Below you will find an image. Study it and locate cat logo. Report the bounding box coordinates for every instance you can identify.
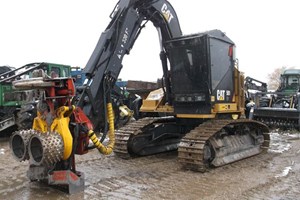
[161,3,174,23]
[217,90,225,101]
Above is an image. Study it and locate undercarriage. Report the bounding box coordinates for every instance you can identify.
[114,117,190,158]
[114,117,270,171]
[178,119,269,171]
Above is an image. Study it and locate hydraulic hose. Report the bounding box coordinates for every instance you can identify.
[88,102,115,155]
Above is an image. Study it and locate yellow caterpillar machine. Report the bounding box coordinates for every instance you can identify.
[114,31,270,171]
[10,0,269,193]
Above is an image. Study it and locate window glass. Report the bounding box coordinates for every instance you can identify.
[50,67,60,78]
[210,39,231,90]
[287,75,299,86]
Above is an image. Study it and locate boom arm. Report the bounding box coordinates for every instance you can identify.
[76,0,182,130]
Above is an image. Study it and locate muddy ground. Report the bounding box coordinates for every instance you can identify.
[0,130,300,200]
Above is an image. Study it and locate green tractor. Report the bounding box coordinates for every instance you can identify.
[251,68,300,129]
[277,69,300,95]
[0,62,71,133]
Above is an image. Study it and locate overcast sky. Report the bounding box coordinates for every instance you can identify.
[0,0,299,82]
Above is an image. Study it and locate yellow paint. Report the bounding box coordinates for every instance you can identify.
[211,96,215,102]
[88,103,115,155]
[140,99,160,111]
[176,114,216,119]
[213,103,238,112]
[119,105,133,118]
[156,105,174,112]
[32,112,48,133]
[232,114,239,120]
[140,88,164,112]
[50,106,74,160]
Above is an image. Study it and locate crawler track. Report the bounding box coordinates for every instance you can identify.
[178,119,270,172]
[114,118,158,158]
[114,118,270,172]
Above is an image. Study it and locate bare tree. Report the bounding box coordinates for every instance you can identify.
[267,66,287,90]
[267,66,298,90]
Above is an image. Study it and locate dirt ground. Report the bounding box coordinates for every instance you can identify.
[1,130,300,200]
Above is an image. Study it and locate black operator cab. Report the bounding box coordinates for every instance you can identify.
[165,29,236,116]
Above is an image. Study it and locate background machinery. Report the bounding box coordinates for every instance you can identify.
[0,63,71,133]
[0,65,22,132]
[243,76,268,118]
[252,68,300,129]
[244,76,268,100]
[10,0,269,193]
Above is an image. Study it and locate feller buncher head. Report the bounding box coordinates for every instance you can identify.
[9,69,115,194]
